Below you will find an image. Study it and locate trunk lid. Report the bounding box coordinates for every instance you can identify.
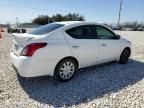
[12,33,37,56]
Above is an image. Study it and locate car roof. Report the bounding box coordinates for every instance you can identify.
[55,21,99,26]
[55,21,83,25]
[54,21,116,35]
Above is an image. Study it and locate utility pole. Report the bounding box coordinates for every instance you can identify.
[16,17,18,28]
[118,0,123,27]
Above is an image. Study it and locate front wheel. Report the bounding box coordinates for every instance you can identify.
[119,48,130,64]
[54,59,78,82]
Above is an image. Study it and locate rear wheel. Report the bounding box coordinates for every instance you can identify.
[119,48,130,64]
[54,58,78,82]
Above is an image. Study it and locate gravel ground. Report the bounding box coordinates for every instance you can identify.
[0,31,144,108]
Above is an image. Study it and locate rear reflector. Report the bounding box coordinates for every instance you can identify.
[21,43,47,56]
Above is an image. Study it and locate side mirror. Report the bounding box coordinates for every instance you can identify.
[115,35,121,39]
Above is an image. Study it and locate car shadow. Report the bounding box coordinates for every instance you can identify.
[17,59,144,107]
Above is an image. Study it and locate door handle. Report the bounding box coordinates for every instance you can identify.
[101,43,107,47]
[72,46,79,49]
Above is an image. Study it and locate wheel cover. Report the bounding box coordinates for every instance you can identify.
[59,62,75,80]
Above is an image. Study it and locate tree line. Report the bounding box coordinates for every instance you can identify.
[104,21,144,30]
[32,13,85,25]
[120,21,144,28]
[32,13,143,29]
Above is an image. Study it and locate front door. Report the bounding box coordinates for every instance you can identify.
[95,25,121,63]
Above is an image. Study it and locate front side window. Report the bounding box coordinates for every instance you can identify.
[66,25,97,39]
[30,23,64,35]
[96,26,115,39]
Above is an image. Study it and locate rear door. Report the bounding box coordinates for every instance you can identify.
[95,25,121,63]
[64,25,100,68]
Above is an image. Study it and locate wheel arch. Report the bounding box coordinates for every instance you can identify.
[54,56,79,71]
[118,47,131,61]
[123,47,131,57]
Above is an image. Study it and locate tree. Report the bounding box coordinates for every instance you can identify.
[32,13,85,25]
[32,15,50,25]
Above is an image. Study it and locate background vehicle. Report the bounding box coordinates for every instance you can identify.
[7,25,26,33]
[10,21,132,81]
[112,26,122,30]
[137,27,143,31]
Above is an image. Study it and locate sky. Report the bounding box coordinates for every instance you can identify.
[0,0,144,24]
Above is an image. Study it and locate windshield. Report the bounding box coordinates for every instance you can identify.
[29,23,64,35]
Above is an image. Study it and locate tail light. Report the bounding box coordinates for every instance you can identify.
[21,43,47,57]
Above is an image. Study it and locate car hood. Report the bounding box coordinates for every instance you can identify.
[121,37,132,44]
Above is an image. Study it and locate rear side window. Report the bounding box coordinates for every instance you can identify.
[66,25,97,39]
[30,23,64,35]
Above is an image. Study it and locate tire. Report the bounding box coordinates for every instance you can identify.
[119,48,130,64]
[54,58,78,82]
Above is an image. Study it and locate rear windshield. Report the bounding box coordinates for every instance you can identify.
[29,23,64,35]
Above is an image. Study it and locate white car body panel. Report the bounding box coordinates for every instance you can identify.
[98,39,121,63]
[10,21,132,77]
[64,35,100,68]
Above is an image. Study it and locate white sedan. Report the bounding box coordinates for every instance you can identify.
[10,21,132,81]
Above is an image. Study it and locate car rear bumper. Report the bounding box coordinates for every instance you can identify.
[10,52,56,77]
[10,52,33,77]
